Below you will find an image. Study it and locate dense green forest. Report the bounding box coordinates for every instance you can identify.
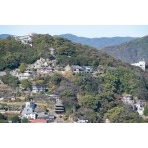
[0,34,148,122]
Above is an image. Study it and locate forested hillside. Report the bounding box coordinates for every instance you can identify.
[103,35,148,63]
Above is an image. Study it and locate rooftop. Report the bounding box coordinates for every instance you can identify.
[30,119,47,123]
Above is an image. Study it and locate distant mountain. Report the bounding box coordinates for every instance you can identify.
[0,34,12,39]
[58,34,136,49]
[103,35,148,63]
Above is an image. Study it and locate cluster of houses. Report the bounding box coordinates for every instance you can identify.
[62,64,104,75]
[6,57,105,96]
[121,94,145,115]
[10,58,55,81]
[21,100,55,123]
[10,69,32,81]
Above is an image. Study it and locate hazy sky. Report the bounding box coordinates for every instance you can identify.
[0,25,148,38]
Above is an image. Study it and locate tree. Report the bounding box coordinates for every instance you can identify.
[11,115,20,123]
[1,74,19,87]
[51,74,63,85]
[22,117,29,123]
[21,79,32,90]
[104,106,143,123]
[60,89,76,97]
[144,104,148,116]
[78,95,100,110]
[19,63,27,73]
[0,113,7,120]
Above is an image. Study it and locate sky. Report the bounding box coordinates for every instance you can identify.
[0,25,148,38]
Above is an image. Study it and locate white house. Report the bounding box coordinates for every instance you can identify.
[131,60,145,71]
[122,94,135,105]
[18,70,32,80]
[21,102,37,119]
[71,65,84,73]
[135,104,144,115]
[75,119,89,123]
[32,85,46,93]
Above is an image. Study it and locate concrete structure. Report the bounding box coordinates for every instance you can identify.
[14,35,32,46]
[131,60,145,71]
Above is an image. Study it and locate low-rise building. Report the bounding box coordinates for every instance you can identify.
[32,85,46,93]
[75,119,89,123]
[70,65,93,74]
[21,102,37,119]
[131,60,145,71]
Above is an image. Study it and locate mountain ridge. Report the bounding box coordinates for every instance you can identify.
[0,34,12,39]
[58,34,137,49]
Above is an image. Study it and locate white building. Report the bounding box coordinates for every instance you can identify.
[19,70,32,80]
[21,102,37,119]
[122,94,135,105]
[131,60,145,71]
[32,85,46,93]
[135,104,144,115]
[76,119,89,123]
[49,48,55,56]
[14,35,32,46]
[105,119,110,123]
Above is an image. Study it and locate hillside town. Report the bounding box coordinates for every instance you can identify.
[0,34,148,123]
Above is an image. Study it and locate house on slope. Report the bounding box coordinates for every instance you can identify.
[32,85,46,93]
[131,60,145,71]
[21,102,37,119]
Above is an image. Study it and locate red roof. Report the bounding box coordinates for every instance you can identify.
[30,119,47,123]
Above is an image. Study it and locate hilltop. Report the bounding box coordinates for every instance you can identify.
[103,35,148,63]
[58,34,136,49]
